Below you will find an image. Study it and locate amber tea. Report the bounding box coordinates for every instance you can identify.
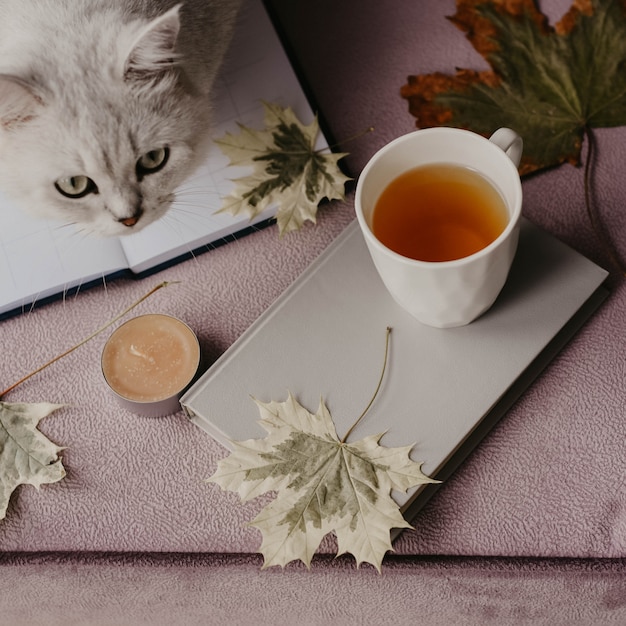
[372,163,509,262]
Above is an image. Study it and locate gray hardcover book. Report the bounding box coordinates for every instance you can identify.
[182,219,609,524]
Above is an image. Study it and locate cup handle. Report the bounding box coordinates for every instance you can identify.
[489,128,523,168]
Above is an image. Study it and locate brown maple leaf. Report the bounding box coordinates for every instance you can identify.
[401,0,625,176]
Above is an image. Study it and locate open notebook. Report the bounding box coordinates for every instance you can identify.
[0,0,324,318]
[182,219,609,527]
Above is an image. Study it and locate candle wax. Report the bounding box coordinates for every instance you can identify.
[102,314,200,402]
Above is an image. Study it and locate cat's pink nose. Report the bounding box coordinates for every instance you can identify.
[117,204,143,228]
[119,207,143,227]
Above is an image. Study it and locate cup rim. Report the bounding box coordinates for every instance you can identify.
[354,127,523,268]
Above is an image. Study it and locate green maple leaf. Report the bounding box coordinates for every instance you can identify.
[401,0,626,175]
[215,101,351,235]
[0,401,66,520]
[208,392,438,572]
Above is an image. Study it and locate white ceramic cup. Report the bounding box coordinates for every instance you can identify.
[355,127,523,328]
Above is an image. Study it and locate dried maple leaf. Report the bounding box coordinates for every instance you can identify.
[0,285,171,523]
[0,402,66,520]
[215,102,351,235]
[401,0,626,176]
[208,392,438,572]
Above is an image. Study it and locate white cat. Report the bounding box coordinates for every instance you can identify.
[0,0,240,237]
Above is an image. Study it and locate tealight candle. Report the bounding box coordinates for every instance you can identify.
[102,314,201,417]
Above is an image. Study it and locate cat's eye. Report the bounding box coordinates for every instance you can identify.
[136,147,169,179]
[54,175,98,199]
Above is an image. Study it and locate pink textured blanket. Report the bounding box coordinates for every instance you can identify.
[2,0,625,566]
[2,552,626,626]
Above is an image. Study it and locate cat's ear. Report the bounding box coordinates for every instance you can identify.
[0,75,41,129]
[123,4,181,81]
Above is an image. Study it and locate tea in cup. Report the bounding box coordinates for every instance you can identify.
[355,127,523,328]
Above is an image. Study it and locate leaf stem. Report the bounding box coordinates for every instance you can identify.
[583,126,626,276]
[317,126,375,155]
[341,327,392,444]
[0,281,175,399]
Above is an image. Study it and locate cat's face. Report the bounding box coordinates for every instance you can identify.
[1,87,204,238]
[0,5,211,237]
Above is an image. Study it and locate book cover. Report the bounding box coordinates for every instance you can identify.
[181,219,609,522]
[0,0,324,317]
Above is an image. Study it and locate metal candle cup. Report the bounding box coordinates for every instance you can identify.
[101,314,201,417]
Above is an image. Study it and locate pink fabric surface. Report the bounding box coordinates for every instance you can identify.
[2,553,626,626]
[2,0,626,567]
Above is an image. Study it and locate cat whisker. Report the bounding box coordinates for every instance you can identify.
[50,221,78,233]
[174,180,223,192]
[171,193,222,205]
[139,214,202,266]
[168,204,221,218]
[72,280,85,301]
[169,199,213,209]
[174,182,221,193]
[22,220,115,312]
